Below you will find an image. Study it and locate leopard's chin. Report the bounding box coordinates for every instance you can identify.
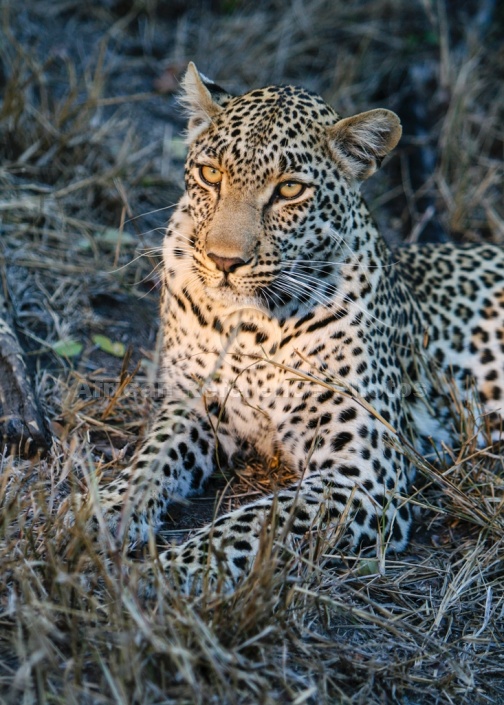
[203,283,266,310]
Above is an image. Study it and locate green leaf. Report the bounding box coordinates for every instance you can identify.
[77,230,136,251]
[356,559,380,576]
[96,229,136,247]
[92,334,125,358]
[52,339,83,358]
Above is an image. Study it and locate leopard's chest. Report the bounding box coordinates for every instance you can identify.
[163,289,402,457]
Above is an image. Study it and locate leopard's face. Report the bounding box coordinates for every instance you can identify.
[168,67,401,313]
[183,86,359,309]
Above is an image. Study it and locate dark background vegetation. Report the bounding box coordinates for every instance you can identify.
[0,1,503,703]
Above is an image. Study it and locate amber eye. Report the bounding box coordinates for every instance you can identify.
[277,181,305,199]
[199,165,222,185]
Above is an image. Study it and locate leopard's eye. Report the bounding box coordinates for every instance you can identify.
[199,165,222,185]
[277,181,305,199]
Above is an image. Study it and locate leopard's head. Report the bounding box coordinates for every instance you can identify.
[177,63,401,311]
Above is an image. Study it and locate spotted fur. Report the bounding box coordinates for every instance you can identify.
[75,64,504,590]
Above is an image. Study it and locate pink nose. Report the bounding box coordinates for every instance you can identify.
[208,253,248,273]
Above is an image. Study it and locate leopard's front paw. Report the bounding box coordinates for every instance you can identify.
[56,491,87,531]
[154,526,253,594]
[56,490,124,546]
[57,488,161,554]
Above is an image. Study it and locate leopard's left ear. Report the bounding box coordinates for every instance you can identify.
[327,109,402,181]
[180,62,234,142]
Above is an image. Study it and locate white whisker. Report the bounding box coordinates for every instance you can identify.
[123,204,179,226]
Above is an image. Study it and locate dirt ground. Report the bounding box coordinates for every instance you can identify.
[0,1,503,703]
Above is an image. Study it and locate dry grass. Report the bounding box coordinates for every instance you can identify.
[0,1,503,703]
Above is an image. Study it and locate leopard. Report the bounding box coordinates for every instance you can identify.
[68,62,504,592]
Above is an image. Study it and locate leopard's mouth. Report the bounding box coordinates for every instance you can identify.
[199,275,271,311]
[206,270,263,295]
[195,261,284,308]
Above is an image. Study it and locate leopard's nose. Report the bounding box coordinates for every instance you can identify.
[207,253,248,273]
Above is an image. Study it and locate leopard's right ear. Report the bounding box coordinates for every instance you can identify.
[180,62,233,142]
[327,109,402,181]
